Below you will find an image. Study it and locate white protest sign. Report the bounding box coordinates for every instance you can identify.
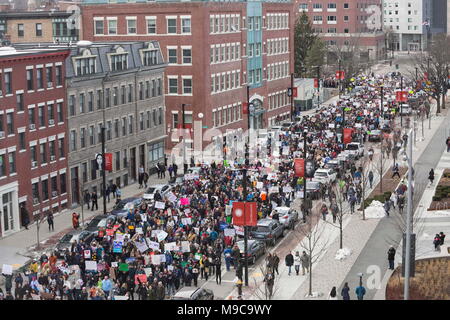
[157,230,168,242]
[181,241,190,253]
[329,123,335,128]
[85,260,98,271]
[184,208,191,214]
[134,240,149,253]
[283,186,293,193]
[282,146,290,155]
[224,228,236,237]
[256,182,264,189]
[147,240,160,251]
[225,205,232,216]
[164,242,179,252]
[111,262,118,268]
[84,250,91,259]
[154,201,165,209]
[167,192,177,203]
[269,186,279,194]
[136,227,143,235]
[2,264,13,275]
[114,295,129,300]
[168,265,174,271]
[144,268,153,277]
[181,218,192,225]
[355,123,362,128]
[234,225,244,236]
[115,234,125,242]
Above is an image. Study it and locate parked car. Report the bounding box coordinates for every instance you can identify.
[250,219,284,246]
[281,122,294,131]
[368,129,382,142]
[399,104,412,115]
[270,206,299,230]
[345,142,364,158]
[143,184,173,200]
[236,240,266,265]
[303,180,323,200]
[312,168,337,184]
[111,197,142,217]
[324,159,342,171]
[169,176,184,185]
[171,288,214,300]
[55,230,95,256]
[85,214,117,236]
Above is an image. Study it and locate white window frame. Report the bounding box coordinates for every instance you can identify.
[181,76,193,96]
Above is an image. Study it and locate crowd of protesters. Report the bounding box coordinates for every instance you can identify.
[2,71,430,301]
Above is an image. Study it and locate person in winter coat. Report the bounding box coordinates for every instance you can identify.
[384,200,391,217]
[271,254,280,275]
[300,251,310,275]
[387,245,396,270]
[368,171,374,189]
[341,282,350,300]
[321,203,328,221]
[20,204,30,230]
[439,232,446,245]
[285,252,294,276]
[328,286,338,300]
[294,251,301,276]
[355,284,366,300]
[72,212,80,229]
[433,234,441,251]
[263,271,275,299]
[428,169,435,185]
[156,281,165,300]
[47,212,54,231]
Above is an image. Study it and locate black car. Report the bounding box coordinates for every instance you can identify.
[111,197,142,217]
[55,230,95,257]
[85,214,117,235]
[250,219,284,246]
[171,288,214,300]
[237,240,266,265]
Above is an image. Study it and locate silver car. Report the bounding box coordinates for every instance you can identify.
[270,206,299,230]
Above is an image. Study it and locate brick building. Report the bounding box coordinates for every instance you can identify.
[0,11,79,45]
[0,46,69,237]
[80,0,295,155]
[296,0,385,60]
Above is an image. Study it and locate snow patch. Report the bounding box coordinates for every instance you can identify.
[433,210,450,216]
[335,247,353,261]
[364,200,386,219]
[304,292,323,298]
[420,232,432,240]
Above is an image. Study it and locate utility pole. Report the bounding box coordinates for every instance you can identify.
[182,103,187,174]
[380,85,384,117]
[303,130,308,223]
[338,59,341,100]
[290,73,294,121]
[101,126,107,215]
[404,129,413,300]
[317,66,320,110]
[244,85,250,287]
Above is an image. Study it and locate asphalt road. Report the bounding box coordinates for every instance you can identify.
[338,110,450,300]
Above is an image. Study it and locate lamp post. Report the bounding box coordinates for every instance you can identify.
[302,129,308,223]
[338,59,342,100]
[404,129,413,300]
[400,74,403,127]
[380,85,384,117]
[101,126,107,215]
[182,103,188,174]
[290,73,294,121]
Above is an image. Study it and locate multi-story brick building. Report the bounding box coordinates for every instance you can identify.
[0,46,69,237]
[297,0,385,60]
[63,41,167,206]
[80,0,294,154]
[0,11,79,45]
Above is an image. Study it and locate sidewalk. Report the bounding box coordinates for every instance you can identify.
[0,173,169,270]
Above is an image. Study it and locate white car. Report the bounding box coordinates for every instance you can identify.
[345,142,364,158]
[143,184,172,200]
[312,168,337,184]
[269,207,299,230]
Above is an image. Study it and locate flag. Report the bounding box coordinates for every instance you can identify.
[343,128,353,144]
[396,91,408,102]
[232,202,257,226]
[243,102,248,114]
[336,70,345,80]
[104,153,113,171]
[314,78,319,88]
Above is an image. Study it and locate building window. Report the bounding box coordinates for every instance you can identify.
[19,132,26,150]
[32,183,39,202]
[36,68,43,89]
[167,18,177,34]
[47,103,54,123]
[122,117,127,136]
[115,151,121,171]
[127,19,137,34]
[139,113,144,130]
[56,65,62,86]
[128,115,133,134]
[182,78,192,94]
[143,50,157,66]
[168,77,178,94]
[111,53,128,71]
[89,125,95,145]
[82,162,89,182]
[182,48,192,64]
[18,24,24,37]
[57,102,63,123]
[107,121,112,140]
[35,23,43,36]
[181,17,191,33]
[4,71,11,94]
[28,108,35,126]
[147,111,151,128]
[40,143,47,164]
[42,180,49,200]
[70,130,77,151]
[75,57,96,76]
[121,86,126,104]
[113,87,118,105]
[69,95,75,116]
[60,173,66,194]
[328,3,336,9]
[147,18,156,34]
[16,93,24,111]
[108,19,117,35]
[172,113,179,128]
[46,66,53,88]
[80,128,86,148]
[38,106,45,127]
[168,48,177,64]
[95,19,104,35]
[58,137,65,158]
[27,70,34,91]
[79,93,85,113]
[51,176,58,197]
[128,84,133,102]
[49,141,56,160]
[344,3,349,9]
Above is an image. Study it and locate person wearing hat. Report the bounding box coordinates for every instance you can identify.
[387,245,396,270]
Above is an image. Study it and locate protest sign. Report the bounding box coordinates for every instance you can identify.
[134,274,147,284]
[144,268,153,277]
[111,262,118,268]
[2,264,13,275]
[282,146,290,155]
[114,295,129,301]
[119,263,129,272]
[164,242,178,252]
[225,205,232,216]
[224,228,236,237]
[234,225,244,236]
[155,201,165,209]
[85,261,97,271]
[283,186,293,193]
[157,230,168,242]
[113,240,123,253]
[184,208,191,214]
[147,240,160,251]
[106,229,114,236]
[256,182,264,189]
[136,227,143,235]
[181,218,192,225]
[194,253,202,261]
[134,240,149,253]
[180,198,190,206]
[167,192,177,203]
[115,234,125,242]
[83,250,91,259]
[181,241,190,253]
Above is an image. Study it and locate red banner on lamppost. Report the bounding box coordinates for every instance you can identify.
[232,202,257,226]
[343,128,353,144]
[396,91,408,102]
[294,158,305,177]
[336,70,345,80]
[104,153,113,171]
[292,87,298,97]
[314,78,319,88]
[243,102,248,114]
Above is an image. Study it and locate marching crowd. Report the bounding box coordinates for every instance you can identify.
[1,71,431,301]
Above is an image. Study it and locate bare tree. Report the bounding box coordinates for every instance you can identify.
[35,212,48,250]
[251,263,281,300]
[293,208,330,297]
[332,180,347,249]
[357,155,375,220]
[375,139,388,193]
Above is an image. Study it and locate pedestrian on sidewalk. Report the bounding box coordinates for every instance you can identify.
[428,169,435,185]
[328,287,338,300]
[355,284,366,300]
[91,191,98,211]
[47,212,54,231]
[384,200,391,217]
[272,254,280,275]
[160,163,166,178]
[115,188,122,202]
[173,163,178,177]
[341,282,350,300]
[168,165,174,179]
[111,184,117,199]
[105,185,111,203]
[263,271,275,299]
[294,251,301,275]
[368,170,374,189]
[300,251,310,275]
[20,204,30,230]
[84,190,91,210]
[143,172,149,188]
[446,137,450,152]
[155,163,161,178]
[138,165,145,188]
[285,252,294,276]
[433,234,441,251]
[215,256,222,285]
[387,245,396,270]
[439,232,446,245]
[72,212,80,229]
[392,163,400,179]
[321,203,328,221]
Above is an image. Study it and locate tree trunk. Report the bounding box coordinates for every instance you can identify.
[309,257,312,297]
[36,222,40,250]
[436,96,441,114]
[339,220,343,249]
[442,92,446,109]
